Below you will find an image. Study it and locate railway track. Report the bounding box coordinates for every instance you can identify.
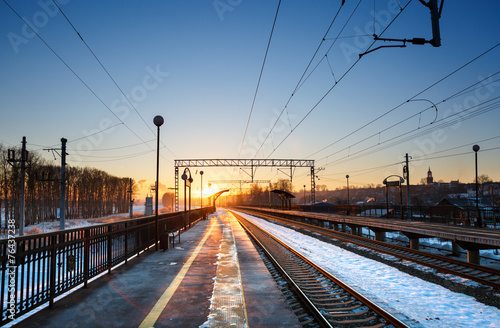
[235,208,500,290]
[231,210,409,328]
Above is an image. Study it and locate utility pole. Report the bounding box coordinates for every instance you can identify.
[60,138,67,231]
[20,137,27,235]
[7,137,29,235]
[44,138,68,231]
[404,153,411,219]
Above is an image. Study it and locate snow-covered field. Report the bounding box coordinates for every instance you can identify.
[234,210,500,328]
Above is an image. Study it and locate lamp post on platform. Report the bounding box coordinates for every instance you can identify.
[473,144,482,227]
[181,168,193,228]
[153,115,164,250]
[200,171,204,209]
[303,185,306,205]
[346,175,350,215]
[346,175,350,206]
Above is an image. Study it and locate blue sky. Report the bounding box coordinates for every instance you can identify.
[1,0,500,199]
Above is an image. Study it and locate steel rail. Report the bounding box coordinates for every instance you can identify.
[235,213,333,327]
[236,208,500,290]
[231,210,409,328]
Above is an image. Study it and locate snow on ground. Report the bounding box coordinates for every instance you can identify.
[235,211,500,328]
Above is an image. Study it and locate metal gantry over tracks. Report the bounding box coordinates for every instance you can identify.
[174,159,316,211]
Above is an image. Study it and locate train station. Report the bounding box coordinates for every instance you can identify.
[2,1,500,327]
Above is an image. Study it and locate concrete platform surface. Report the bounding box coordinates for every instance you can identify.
[14,210,300,328]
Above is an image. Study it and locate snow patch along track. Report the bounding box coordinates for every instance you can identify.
[233,210,500,328]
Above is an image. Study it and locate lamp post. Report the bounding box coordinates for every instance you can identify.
[200,171,204,209]
[181,168,193,228]
[346,175,350,215]
[303,185,306,205]
[473,144,482,227]
[153,115,164,250]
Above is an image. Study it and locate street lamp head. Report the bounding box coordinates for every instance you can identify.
[189,177,194,183]
[200,171,204,175]
[472,144,480,152]
[181,173,187,180]
[346,174,349,179]
[153,115,164,127]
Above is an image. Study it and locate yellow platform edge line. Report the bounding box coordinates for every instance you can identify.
[139,220,217,328]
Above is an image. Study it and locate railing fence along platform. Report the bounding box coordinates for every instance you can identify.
[0,207,212,325]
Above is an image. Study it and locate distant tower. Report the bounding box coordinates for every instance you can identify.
[426,167,434,185]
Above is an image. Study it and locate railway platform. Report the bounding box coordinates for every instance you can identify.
[13,210,300,328]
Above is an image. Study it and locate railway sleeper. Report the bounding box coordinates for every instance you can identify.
[288,270,320,277]
[309,295,354,303]
[296,277,329,284]
[306,290,346,297]
[302,285,337,291]
[306,293,350,301]
[308,292,353,300]
[326,309,370,318]
[298,281,331,288]
[295,312,310,320]
[475,272,493,278]
[324,304,364,313]
[330,315,380,325]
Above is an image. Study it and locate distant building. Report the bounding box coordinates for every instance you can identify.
[437,197,493,209]
[426,167,434,185]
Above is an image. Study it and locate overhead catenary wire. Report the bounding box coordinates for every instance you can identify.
[51,0,176,160]
[2,0,176,167]
[324,95,500,167]
[291,95,500,184]
[253,0,360,158]
[237,0,282,161]
[315,71,500,163]
[2,0,155,153]
[306,40,500,160]
[265,0,414,159]
[77,149,155,163]
[67,139,157,152]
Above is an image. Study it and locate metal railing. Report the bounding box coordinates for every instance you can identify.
[244,204,499,228]
[0,207,213,325]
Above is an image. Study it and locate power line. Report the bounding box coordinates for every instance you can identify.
[317,72,500,163]
[306,40,500,160]
[253,0,360,158]
[2,0,156,153]
[323,96,500,167]
[77,149,155,163]
[237,0,282,160]
[67,139,156,152]
[265,0,414,159]
[51,0,176,159]
[412,145,500,162]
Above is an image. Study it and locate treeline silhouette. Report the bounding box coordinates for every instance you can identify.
[0,144,132,229]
